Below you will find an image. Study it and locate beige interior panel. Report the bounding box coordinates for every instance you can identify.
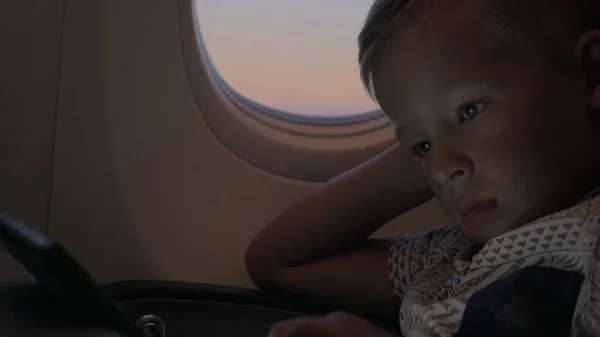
[1,0,446,288]
[0,0,65,280]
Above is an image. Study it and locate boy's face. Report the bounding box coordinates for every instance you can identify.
[372,1,600,243]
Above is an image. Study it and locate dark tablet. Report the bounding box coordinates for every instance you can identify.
[0,213,142,337]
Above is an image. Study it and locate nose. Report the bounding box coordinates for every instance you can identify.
[429,143,472,186]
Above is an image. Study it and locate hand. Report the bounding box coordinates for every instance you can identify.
[268,312,398,337]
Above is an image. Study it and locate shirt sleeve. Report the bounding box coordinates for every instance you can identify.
[388,223,467,300]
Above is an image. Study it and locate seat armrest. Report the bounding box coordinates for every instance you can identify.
[104,280,400,333]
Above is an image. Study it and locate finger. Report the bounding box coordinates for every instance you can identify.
[268,317,314,337]
[270,322,334,337]
[268,313,351,337]
[318,312,397,337]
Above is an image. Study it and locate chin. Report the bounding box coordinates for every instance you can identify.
[489,221,525,241]
[461,220,517,245]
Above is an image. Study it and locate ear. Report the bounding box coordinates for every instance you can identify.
[575,29,600,109]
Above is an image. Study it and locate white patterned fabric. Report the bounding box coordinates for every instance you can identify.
[388,195,600,337]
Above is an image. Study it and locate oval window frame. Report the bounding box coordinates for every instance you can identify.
[178,0,395,182]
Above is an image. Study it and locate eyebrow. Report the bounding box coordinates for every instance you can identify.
[446,78,506,97]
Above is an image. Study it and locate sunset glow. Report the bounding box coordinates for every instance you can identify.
[194,0,380,117]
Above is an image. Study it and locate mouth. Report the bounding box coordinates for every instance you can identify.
[457,198,498,230]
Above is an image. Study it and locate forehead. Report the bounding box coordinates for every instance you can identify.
[371,1,529,124]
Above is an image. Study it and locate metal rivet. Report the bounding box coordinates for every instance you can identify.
[136,314,166,337]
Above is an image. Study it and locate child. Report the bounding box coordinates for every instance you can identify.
[246,0,600,336]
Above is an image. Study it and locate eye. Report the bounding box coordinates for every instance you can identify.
[411,140,431,158]
[458,101,487,123]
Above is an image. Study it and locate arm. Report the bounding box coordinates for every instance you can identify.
[244,143,432,317]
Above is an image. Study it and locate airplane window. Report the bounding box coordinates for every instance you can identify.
[194,0,382,123]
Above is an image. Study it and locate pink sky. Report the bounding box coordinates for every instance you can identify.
[195,0,380,117]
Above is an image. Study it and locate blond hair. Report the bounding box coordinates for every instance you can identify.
[358,0,600,99]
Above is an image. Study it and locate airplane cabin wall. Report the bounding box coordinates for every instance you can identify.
[0,0,64,281]
[0,0,447,288]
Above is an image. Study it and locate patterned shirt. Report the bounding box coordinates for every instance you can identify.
[388,193,600,337]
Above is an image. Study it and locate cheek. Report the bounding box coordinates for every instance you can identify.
[421,160,458,216]
[472,123,548,194]
[472,97,586,200]
[420,157,441,191]
[420,159,443,194]
[473,99,557,171]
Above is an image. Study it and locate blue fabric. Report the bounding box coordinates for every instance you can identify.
[453,266,584,337]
